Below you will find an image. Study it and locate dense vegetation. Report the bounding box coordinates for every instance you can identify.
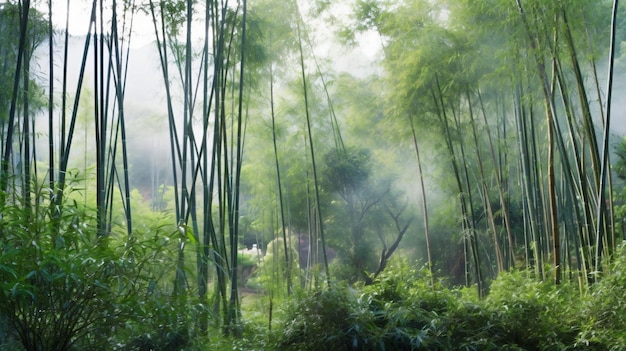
[270,253,626,351]
[1,0,625,349]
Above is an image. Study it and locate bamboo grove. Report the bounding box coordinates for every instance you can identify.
[0,0,257,336]
[0,0,624,346]
[348,0,621,292]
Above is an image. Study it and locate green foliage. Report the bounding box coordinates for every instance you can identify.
[0,200,112,350]
[151,0,187,37]
[354,261,457,350]
[613,137,626,182]
[105,232,200,350]
[269,258,626,350]
[0,2,49,122]
[579,242,626,349]
[483,270,582,350]
[0,191,207,350]
[0,0,622,349]
[271,284,355,351]
[2,195,625,351]
[322,147,371,197]
[272,261,451,350]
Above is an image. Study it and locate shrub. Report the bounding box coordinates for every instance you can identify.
[272,285,355,351]
[579,241,626,350]
[274,260,464,350]
[0,202,119,350]
[0,199,200,350]
[483,270,582,350]
[264,259,606,350]
[356,261,458,350]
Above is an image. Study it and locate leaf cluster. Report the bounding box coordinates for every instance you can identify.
[0,193,208,350]
[578,242,626,349]
[268,254,626,350]
[322,147,371,198]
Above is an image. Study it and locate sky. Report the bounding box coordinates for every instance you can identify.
[41,0,161,47]
[37,0,382,76]
[30,0,384,166]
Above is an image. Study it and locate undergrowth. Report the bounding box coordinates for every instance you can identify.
[3,190,626,351]
[268,247,626,351]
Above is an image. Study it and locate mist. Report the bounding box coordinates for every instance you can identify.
[2,0,626,349]
[20,0,625,296]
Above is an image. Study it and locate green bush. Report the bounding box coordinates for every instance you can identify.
[0,198,202,350]
[269,260,597,351]
[6,192,626,351]
[272,285,355,351]
[271,261,463,351]
[483,270,582,350]
[356,261,457,350]
[0,202,118,350]
[579,242,626,350]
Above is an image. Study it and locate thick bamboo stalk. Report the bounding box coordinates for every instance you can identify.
[1,0,30,193]
[47,0,54,195]
[466,89,503,273]
[432,76,483,297]
[477,89,515,269]
[595,0,619,272]
[515,0,561,284]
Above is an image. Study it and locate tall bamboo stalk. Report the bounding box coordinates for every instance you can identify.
[22,40,31,217]
[226,0,247,333]
[477,88,515,268]
[515,0,561,284]
[595,0,619,273]
[47,0,54,197]
[409,114,433,285]
[269,53,292,295]
[1,0,30,194]
[294,0,330,287]
[54,1,96,227]
[466,88,503,273]
[432,76,483,296]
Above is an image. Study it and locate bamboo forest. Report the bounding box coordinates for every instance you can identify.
[2,0,626,349]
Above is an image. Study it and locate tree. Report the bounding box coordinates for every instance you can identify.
[321,147,413,284]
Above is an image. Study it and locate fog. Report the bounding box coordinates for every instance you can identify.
[5,2,626,349]
[18,0,626,292]
[31,1,386,207]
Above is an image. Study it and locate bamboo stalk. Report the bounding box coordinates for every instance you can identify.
[47,0,54,197]
[515,0,561,284]
[466,88,503,273]
[409,114,433,286]
[594,0,619,273]
[432,75,482,296]
[1,0,30,193]
[269,45,292,295]
[294,0,330,287]
[477,88,515,269]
